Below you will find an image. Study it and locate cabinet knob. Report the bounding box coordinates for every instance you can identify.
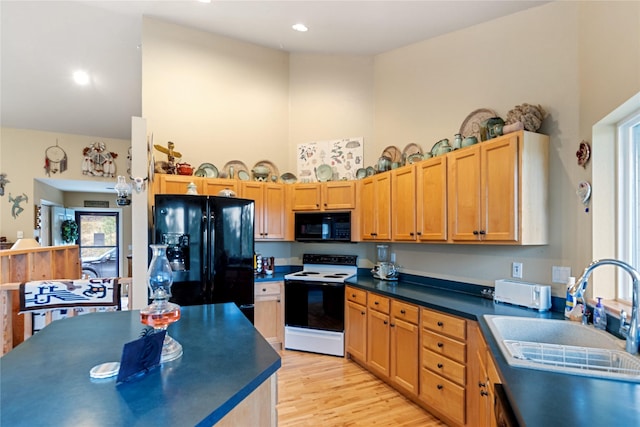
[361,311,365,315]
[437,363,443,369]
[262,288,267,292]
[480,390,489,397]
[473,230,479,235]
[390,323,395,327]
[437,384,444,390]
[437,321,444,327]
[479,230,486,235]
[383,320,388,325]
[417,231,422,236]
[479,381,487,388]
[437,342,444,348]
[400,309,406,314]
[409,232,414,236]
[374,301,379,305]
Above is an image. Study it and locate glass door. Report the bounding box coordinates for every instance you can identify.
[76,211,119,278]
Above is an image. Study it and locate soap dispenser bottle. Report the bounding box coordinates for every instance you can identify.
[593,297,607,330]
[564,277,576,318]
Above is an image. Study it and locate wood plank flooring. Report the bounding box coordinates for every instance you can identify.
[277,350,446,426]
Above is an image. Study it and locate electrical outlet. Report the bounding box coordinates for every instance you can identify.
[512,262,523,278]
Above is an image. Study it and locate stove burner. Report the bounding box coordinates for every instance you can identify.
[323,275,345,278]
[294,271,320,276]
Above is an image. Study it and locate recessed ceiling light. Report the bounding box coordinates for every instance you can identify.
[292,23,308,32]
[73,70,90,86]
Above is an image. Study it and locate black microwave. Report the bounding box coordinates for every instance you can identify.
[294,212,352,242]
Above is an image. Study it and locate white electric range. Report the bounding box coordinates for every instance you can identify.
[283,254,357,356]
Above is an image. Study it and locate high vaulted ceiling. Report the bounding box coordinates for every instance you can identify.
[1,1,548,141]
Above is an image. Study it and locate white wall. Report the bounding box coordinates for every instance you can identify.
[142,18,290,176]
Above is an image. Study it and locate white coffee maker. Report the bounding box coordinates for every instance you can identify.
[372,244,398,281]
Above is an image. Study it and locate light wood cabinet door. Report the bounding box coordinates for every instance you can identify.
[157,174,203,194]
[263,184,286,239]
[391,165,417,241]
[203,178,239,196]
[360,174,391,240]
[481,135,517,241]
[416,156,448,242]
[242,182,286,240]
[391,316,420,396]
[254,282,283,350]
[291,183,321,210]
[323,181,355,210]
[367,308,390,378]
[448,145,482,241]
[346,300,367,362]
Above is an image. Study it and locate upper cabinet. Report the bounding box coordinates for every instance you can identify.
[154,174,203,195]
[417,156,448,242]
[291,181,355,211]
[391,166,417,241]
[447,131,548,244]
[359,174,392,241]
[390,156,448,242]
[241,182,287,241]
[203,178,238,196]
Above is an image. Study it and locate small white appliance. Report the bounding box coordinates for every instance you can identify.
[284,254,357,356]
[494,279,552,311]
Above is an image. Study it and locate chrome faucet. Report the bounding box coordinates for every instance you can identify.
[569,259,640,355]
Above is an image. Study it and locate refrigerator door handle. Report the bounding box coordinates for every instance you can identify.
[238,304,255,310]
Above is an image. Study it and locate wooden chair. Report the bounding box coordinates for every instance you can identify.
[19,278,122,338]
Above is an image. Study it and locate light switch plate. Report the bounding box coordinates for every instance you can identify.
[552,266,571,283]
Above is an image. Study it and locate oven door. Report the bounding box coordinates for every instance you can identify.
[284,280,345,332]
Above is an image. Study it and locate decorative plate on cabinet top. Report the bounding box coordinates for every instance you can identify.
[459,108,499,140]
[195,163,219,178]
[316,164,333,182]
[402,143,422,159]
[222,160,249,180]
[252,160,280,182]
[381,145,402,163]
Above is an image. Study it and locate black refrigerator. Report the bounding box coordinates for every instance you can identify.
[153,194,255,323]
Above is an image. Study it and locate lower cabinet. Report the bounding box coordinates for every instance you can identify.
[419,308,467,426]
[345,286,368,362]
[347,289,420,398]
[254,281,283,350]
[345,288,490,427]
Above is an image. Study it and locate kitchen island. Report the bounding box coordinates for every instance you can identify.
[0,303,281,426]
[346,276,640,426]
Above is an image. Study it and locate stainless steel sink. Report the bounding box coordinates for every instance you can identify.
[484,315,640,382]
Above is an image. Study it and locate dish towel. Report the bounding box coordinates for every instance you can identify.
[20,278,120,312]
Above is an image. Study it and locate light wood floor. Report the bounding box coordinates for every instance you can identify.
[277,350,446,426]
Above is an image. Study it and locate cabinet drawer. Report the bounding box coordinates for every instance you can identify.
[420,368,465,426]
[255,282,281,297]
[368,293,390,314]
[346,286,367,305]
[422,330,466,364]
[422,348,466,386]
[422,309,466,341]
[391,300,419,324]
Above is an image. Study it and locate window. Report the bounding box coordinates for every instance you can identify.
[617,110,640,301]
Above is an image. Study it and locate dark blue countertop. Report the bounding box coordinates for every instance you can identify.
[0,304,281,427]
[346,276,640,426]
